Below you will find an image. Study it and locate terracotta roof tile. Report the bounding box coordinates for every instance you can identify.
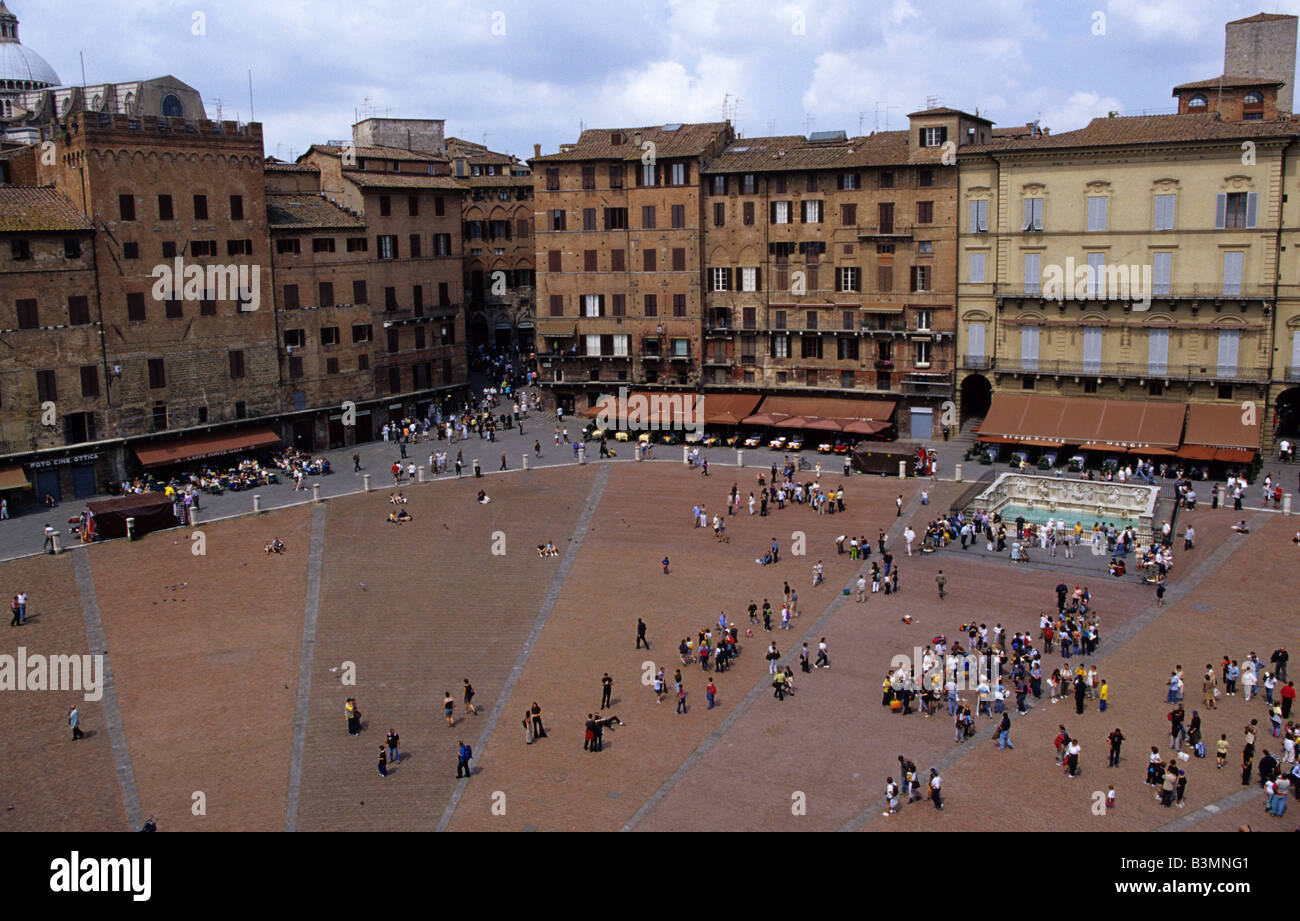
[311,144,449,163]
[962,113,1300,154]
[532,122,732,162]
[704,131,913,173]
[0,187,93,233]
[266,193,365,230]
[344,172,465,191]
[1173,74,1285,91]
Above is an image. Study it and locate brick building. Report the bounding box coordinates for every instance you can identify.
[448,136,535,349]
[698,108,984,439]
[530,122,734,413]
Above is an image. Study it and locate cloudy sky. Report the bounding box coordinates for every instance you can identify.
[15,0,1300,160]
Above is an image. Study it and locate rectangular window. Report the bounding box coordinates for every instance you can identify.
[80,365,100,398]
[837,267,860,292]
[378,235,397,259]
[918,168,935,187]
[640,247,657,271]
[583,208,596,231]
[549,294,564,316]
[1222,251,1244,296]
[162,241,177,259]
[352,324,372,343]
[62,237,81,259]
[910,265,930,292]
[673,294,686,317]
[1152,251,1172,295]
[671,205,685,228]
[284,329,305,348]
[351,279,367,304]
[612,294,626,317]
[805,310,818,331]
[545,168,559,190]
[287,356,303,380]
[226,239,253,256]
[414,327,426,350]
[967,321,986,364]
[548,250,562,272]
[1217,328,1240,377]
[915,308,932,331]
[969,199,988,233]
[643,294,657,317]
[312,237,335,253]
[642,206,656,229]
[801,335,823,359]
[582,165,596,190]
[773,201,790,224]
[408,234,421,258]
[609,164,624,189]
[1217,191,1256,229]
[67,296,90,325]
[1087,196,1108,232]
[802,200,822,224]
[712,175,726,195]
[119,194,136,222]
[1148,327,1169,375]
[282,284,300,309]
[743,201,755,225]
[193,194,208,220]
[347,237,368,252]
[672,248,686,271]
[584,250,597,272]
[604,208,628,230]
[148,358,166,389]
[841,203,857,226]
[877,263,893,292]
[878,202,894,234]
[123,242,139,260]
[915,339,932,366]
[916,201,933,224]
[1020,325,1039,372]
[610,249,625,272]
[321,325,340,347]
[16,299,38,329]
[551,210,567,231]
[438,282,450,305]
[127,292,146,322]
[385,287,398,311]
[165,299,182,319]
[433,233,452,255]
[1153,194,1175,231]
[1082,327,1102,373]
[1086,252,1105,297]
[158,195,174,221]
[277,238,301,255]
[714,201,726,227]
[741,267,758,292]
[670,163,686,186]
[1023,253,1041,295]
[773,334,790,358]
[921,126,947,147]
[969,252,986,283]
[584,294,603,317]
[229,349,245,380]
[1023,197,1044,231]
[36,369,56,403]
[387,329,400,354]
[229,195,244,220]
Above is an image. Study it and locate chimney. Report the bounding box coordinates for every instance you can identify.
[533,142,541,159]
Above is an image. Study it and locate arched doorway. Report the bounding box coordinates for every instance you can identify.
[469,315,490,348]
[960,374,992,422]
[1275,386,1300,439]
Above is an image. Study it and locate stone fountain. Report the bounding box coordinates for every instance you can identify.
[968,473,1160,545]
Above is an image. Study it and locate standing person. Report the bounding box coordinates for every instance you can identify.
[928,769,943,810]
[935,570,947,600]
[443,692,456,727]
[676,680,688,714]
[377,746,389,777]
[456,741,473,778]
[815,637,830,669]
[636,617,649,649]
[386,729,401,764]
[896,495,903,517]
[530,702,546,739]
[42,523,57,554]
[1107,728,1126,767]
[705,678,717,710]
[346,698,361,736]
[1066,738,1081,777]
[884,777,900,816]
[856,573,867,603]
[463,679,478,716]
[1283,681,1296,719]
[600,672,613,710]
[662,556,670,575]
[68,704,84,741]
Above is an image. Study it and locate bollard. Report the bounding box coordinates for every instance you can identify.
[898,460,906,479]
[473,459,482,478]
[955,463,963,483]
[363,474,372,493]
[312,482,321,503]
[188,507,199,527]
[634,443,642,462]
[125,517,136,542]
[1286,493,1293,517]
[577,444,586,466]
[253,495,262,513]
[522,454,529,470]
[417,466,425,484]
[52,532,63,553]
[737,449,744,467]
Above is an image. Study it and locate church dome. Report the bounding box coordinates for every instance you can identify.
[0,2,61,89]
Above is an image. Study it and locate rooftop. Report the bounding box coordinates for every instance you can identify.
[532,121,732,163]
[265,193,365,230]
[0,186,92,233]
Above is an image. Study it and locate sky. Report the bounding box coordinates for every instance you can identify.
[14,0,1300,162]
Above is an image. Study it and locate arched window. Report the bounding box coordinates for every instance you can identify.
[124,92,136,116]
[1188,94,1208,108]
[161,94,184,118]
[1244,91,1263,104]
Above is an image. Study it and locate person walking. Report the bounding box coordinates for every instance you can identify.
[443,692,456,728]
[600,672,613,710]
[456,740,473,778]
[636,617,649,649]
[935,570,947,600]
[1107,728,1125,767]
[377,746,389,777]
[463,679,478,716]
[706,678,717,710]
[386,729,401,764]
[929,769,943,810]
[856,573,867,603]
[997,712,1014,750]
[68,704,84,741]
[815,638,830,669]
[896,495,903,517]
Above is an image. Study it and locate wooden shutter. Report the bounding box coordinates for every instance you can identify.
[1215,193,1227,229]
[1246,192,1258,228]
[754,267,761,290]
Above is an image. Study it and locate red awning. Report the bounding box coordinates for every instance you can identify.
[775,416,810,429]
[843,419,891,436]
[1213,448,1255,464]
[1078,443,1129,453]
[134,426,281,469]
[1177,445,1219,461]
[803,418,844,432]
[702,394,762,426]
[975,435,1020,445]
[743,413,791,427]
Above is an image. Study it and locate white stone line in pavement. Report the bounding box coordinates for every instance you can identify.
[72,552,143,831]
[283,503,328,833]
[434,463,613,833]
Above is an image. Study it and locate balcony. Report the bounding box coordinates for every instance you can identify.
[1286,366,1300,383]
[855,223,914,241]
[1002,359,1269,384]
[860,319,909,334]
[705,309,733,336]
[959,355,994,371]
[997,286,1272,311]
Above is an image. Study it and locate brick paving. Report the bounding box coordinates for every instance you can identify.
[0,457,1294,832]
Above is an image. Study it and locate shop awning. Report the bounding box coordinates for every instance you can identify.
[702,394,762,426]
[0,465,31,490]
[758,396,895,422]
[843,419,892,436]
[1177,445,1219,461]
[133,426,282,469]
[579,392,702,428]
[742,413,792,427]
[1078,443,1128,453]
[775,416,811,429]
[1182,403,1261,453]
[1214,448,1255,464]
[804,418,845,432]
[977,393,1184,450]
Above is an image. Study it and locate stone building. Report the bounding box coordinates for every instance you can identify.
[530,122,734,413]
